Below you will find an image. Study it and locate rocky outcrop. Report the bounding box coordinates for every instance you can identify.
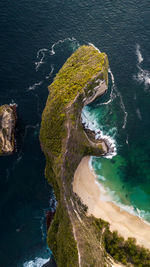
[46,210,56,231]
[0,104,17,155]
[42,257,57,267]
[40,45,109,267]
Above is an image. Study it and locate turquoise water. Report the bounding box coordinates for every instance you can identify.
[82,60,150,222]
[1,0,150,265]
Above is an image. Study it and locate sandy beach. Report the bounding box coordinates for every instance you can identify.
[73,156,150,250]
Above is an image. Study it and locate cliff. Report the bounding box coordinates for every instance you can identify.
[0,104,16,155]
[40,45,110,267]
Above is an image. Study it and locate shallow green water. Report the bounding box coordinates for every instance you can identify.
[83,68,150,222]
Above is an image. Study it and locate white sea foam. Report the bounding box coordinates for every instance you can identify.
[50,37,79,55]
[94,171,150,224]
[23,257,50,267]
[10,100,18,107]
[97,180,150,224]
[40,216,45,241]
[35,48,48,71]
[136,108,142,120]
[89,156,94,171]
[108,68,115,85]
[88,43,101,53]
[98,175,106,181]
[46,64,54,79]
[126,134,129,145]
[136,208,150,226]
[136,44,143,64]
[134,66,150,88]
[108,68,128,129]
[115,202,150,226]
[97,69,116,107]
[134,44,150,90]
[95,181,109,200]
[82,106,117,158]
[27,81,43,91]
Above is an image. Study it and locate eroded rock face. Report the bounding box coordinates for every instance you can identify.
[40,46,109,267]
[0,104,17,155]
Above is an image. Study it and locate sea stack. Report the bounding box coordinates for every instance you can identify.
[0,104,17,155]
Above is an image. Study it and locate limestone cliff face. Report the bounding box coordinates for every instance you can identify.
[0,104,16,155]
[40,45,109,267]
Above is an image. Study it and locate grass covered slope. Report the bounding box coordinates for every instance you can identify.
[40,45,109,267]
[40,45,150,267]
[40,45,108,157]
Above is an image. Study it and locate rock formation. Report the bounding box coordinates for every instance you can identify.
[40,45,110,267]
[0,104,17,155]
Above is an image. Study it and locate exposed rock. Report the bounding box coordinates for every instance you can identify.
[46,210,56,231]
[42,257,57,267]
[40,45,109,267]
[0,104,17,155]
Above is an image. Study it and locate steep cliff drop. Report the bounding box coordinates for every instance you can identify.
[0,104,17,155]
[40,45,113,266]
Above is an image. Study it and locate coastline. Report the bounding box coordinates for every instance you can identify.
[73,156,150,250]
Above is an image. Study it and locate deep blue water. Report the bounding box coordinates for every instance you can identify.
[0,0,150,266]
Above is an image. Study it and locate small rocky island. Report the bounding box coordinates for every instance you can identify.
[0,104,16,155]
[40,46,150,267]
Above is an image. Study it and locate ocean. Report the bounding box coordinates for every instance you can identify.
[0,0,150,266]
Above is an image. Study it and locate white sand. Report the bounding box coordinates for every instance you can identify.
[73,156,150,250]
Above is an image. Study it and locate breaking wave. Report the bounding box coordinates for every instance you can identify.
[50,37,80,55]
[23,257,50,267]
[85,44,127,129]
[109,68,128,129]
[46,64,54,79]
[82,105,117,158]
[10,100,18,107]
[89,157,150,224]
[98,183,150,224]
[136,44,143,64]
[88,42,101,53]
[134,66,150,88]
[27,81,43,91]
[134,43,150,90]
[35,48,48,71]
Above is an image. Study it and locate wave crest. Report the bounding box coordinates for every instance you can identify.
[82,106,117,158]
[134,43,150,90]
[23,257,50,267]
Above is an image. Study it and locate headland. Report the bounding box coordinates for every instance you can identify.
[40,45,150,267]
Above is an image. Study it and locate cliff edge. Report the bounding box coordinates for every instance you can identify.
[40,43,150,267]
[40,45,109,267]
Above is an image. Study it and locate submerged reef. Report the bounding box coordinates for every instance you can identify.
[40,45,150,266]
[0,104,16,155]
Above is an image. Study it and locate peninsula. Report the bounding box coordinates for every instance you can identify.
[40,45,150,267]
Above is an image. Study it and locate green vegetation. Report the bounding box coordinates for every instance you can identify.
[93,218,150,266]
[44,151,79,266]
[47,203,78,267]
[40,45,108,267]
[40,45,150,267]
[40,45,108,157]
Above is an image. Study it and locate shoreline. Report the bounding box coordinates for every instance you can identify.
[73,156,150,250]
